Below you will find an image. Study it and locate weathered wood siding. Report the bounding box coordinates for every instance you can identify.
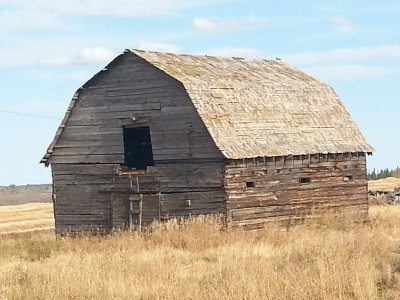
[48,53,225,232]
[48,53,223,164]
[225,153,368,229]
[51,164,118,233]
[46,52,369,232]
[110,161,226,229]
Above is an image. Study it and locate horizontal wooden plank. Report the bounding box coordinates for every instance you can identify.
[229,204,369,229]
[71,102,162,115]
[49,154,124,164]
[52,163,118,175]
[55,133,122,143]
[55,139,124,148]
[52,145,124,156]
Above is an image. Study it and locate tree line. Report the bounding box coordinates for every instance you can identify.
[368,167,400,180]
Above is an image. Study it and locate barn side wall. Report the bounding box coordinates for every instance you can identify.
[48,53,225,232]
[225,153,368,229]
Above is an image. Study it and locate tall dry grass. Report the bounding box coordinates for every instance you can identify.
[0,206,400,299]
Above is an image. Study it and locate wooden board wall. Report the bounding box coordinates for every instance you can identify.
[47,52,369,233]
[48,53,223,164]
[51,159,225,232]
[47,53,226,232]
[52,164,118,233]
[110,161,226,229]
[225,153,368,230]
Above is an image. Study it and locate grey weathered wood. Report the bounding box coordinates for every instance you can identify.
[46,52,370,233]
[225,155,368,228]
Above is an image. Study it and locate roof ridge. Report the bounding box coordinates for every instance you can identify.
[128,48,279,63]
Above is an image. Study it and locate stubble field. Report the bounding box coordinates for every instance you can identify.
[0,201,399,299]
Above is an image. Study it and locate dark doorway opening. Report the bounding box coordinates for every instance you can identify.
[122,126,154,170]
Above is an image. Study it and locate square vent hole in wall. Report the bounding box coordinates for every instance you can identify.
[246,181,255,188]
[343,175,353,182]
[122,126,154,170]
[299,177,311,184]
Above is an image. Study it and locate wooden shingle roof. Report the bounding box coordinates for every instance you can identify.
[130,49,373,159]
[41,50,373,164]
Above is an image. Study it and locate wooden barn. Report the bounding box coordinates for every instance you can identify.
[41,49,373,233]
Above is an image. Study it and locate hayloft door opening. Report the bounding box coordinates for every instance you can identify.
[122,126,154,170]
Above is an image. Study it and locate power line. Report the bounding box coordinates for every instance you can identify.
[0,109,60,120]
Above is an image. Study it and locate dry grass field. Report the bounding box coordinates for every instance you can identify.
[0,204,400,299]
[368,177,400,193]
[0,203,54,235]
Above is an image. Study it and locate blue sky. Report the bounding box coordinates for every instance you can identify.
[0,0,399,185]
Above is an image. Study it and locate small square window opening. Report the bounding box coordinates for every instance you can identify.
[299,177,311,184]
[246,181,255,188]
[343,175,353,182]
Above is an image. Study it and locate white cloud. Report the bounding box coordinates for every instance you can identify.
[297,17,359,43]
[284,45,400,66]
[331,17,356,36]
[136,42,182,53]
[304,64,400,82]
[80,47,116,64]
[0,0,233,17]
[277,45,400,82]
[0,22,128,68]
[192,16,266,33]
[33,69,98,84]
[201,45,400,82]
[43,57,73,67]
[42,47,116,67]
[0,1,227,68]
[0,9,65,32]
[192,18,219,32]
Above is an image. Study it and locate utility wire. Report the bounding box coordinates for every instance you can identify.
[0,109,60,120]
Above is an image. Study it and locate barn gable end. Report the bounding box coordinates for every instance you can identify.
[44,52,226,233]
[42,50,373,233]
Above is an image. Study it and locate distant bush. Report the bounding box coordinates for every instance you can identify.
[0,184,52,205]
[368,167,400,180]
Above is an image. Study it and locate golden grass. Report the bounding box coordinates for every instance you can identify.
[369,177,400,193]
[0,203,54,235]
[1,205,400,299]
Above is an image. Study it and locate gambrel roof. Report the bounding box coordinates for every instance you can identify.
[42,49,373,163]
[130,49,373,158]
